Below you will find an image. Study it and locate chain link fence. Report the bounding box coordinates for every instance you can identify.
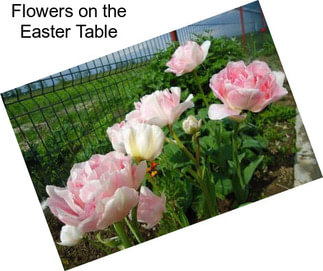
[1,1,265,200]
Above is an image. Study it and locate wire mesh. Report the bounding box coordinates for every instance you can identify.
[1,1,264,200]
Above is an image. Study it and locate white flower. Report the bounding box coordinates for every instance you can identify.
[122,123,165,161]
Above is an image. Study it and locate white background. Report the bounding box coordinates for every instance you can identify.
[0,0,322,270]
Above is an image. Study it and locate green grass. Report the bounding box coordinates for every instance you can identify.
[4,64,148,199]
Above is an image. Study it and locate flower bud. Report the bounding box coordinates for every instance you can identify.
[58,225,83,246]
[182,115,202,134]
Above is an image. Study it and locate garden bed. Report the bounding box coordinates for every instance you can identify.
[10,32,321,270]
[44,89,301,271]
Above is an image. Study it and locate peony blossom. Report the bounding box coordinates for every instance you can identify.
[107,119,141,153]
[165,40,211,76]
[58,225,83,246]
[125,87,194,128]
[122,122,165,162]
[137,186,166,229]
[182,115,202,135]
[107,121,127,153]
[45,152,147,245]
[208,60,288,120]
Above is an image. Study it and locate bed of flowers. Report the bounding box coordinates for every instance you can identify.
[43,34,297,268]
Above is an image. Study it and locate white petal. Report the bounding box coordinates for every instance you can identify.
[170,86,181,98]
[208,104,241,120]
[123,126,140,159]
[58,225,83,246]
[201,40,211,61]
[184,93,194,104]
[272,71,285,86]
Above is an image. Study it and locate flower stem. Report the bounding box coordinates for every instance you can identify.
[113,221,131,249]
[167,125,195,163]
[232,122,247,203]
[193,70,209,107]
[147,173,180,227]
[168,125,217,217]
[85,235,110,254]
[124,208,143,244]
[194,134,201,165]
[193,134,218,217]
[147,173,160,194]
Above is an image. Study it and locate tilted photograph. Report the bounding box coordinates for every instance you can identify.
[1,1,321,269]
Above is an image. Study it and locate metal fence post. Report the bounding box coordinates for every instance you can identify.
[239,7,247,51]
[170,30,178,42]
[260,9,267,42]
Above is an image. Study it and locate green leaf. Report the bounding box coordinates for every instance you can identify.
[243,155,264,185]
[96,233,121,248]
[215,178,233,196]
[162,143,191,167]
[242,138,268,150]
[169,150,190,164]
[178,210,190,227]
[199,136,217,149]
[208,144,232,168]
[228,160,235,170]
[191,193,205,220]
[197,108,208,119]
[238,202,251,207]
[238,152,246,163]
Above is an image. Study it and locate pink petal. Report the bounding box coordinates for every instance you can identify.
[46,185,82,215]
[226,88,265,111]
[247,60,271,79]
[96,187,139,230]
[170,94,194,123]
[208,104,241,120]
[258,85,288,112]
[133,161,148,190]
[79,180,102,203]
[137,186,166,229]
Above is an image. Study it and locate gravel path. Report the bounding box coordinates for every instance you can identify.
[294,112,322,186]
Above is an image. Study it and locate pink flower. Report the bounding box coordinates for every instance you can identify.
[137,186,166,229]
[126,87,194,127]
[107,119,143,154]
[45,152,147,243]
[107,121,126,153]
[165,40,211,76]
[107,121,127,153]
[208,60,288,120]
